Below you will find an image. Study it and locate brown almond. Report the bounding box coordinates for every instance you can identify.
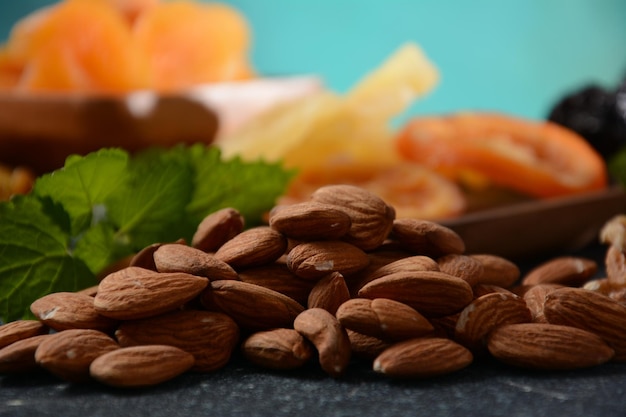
[358,270,474,317]
[35,329,119,382]
[363,255,440,286]
[30,292,118,332]
[0,320,48,349]
[269,202,352,240]
[0,334,51,373]
[472,284,516,298]
[90,345,195,388]
[201,280,304,330]
[346,329,392,360]
[455,292,532,354]
[600,214,626,251]
[310,184,395,251]
[153,243,239,280]
[605,245,626,286]
[522,256,597,287]
[129,238,187,271]
[437,254,484,287]
[287,240,370,280]
[293,308,351,378]
[470,254,520,288]
[543,287,626,361]
[389,219,465,258]
[214,226,287,269]
[191,207,245,252]
[94,268,209,320]
[115,310,239,372]
[238,263,315,306]
[487,323,615,370]
[373,337,473,378]
[522,283,564,323]
[307,272,351,315]
[336,298,433,341]
[242,328,313,370]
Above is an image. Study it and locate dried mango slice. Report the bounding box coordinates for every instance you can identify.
[133,0,254,91]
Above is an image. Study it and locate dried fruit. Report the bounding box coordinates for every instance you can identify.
[269,202,352,241]
[242,328,313,370]
[214,226,287,269]
[286,240,370,280]
[30,292,118,332]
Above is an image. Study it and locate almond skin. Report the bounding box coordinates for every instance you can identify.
[35,329,119,382]
[153,243,239,280]
[115,310,240,372]
[30,292,118,332]
[358,270,474,317]
[0,334,51,373]
[389,219,465,258]
[543,287,626,361]
[0,320,48,349]
[307,272,351,315]
[214,226,287,269]
[191,207,245,252]
[94,268,209,320]
[373,337,473,378]
[286,241,370,280]
[310,184,395,251]
[522,284,564,323]
[90,345,195,388]
[336,298,433,341]
[454,292,532,354]
[242,328,313,370]
[346,329,392,360]
[470,254,520,288]
[437,254,484,287]
[269,202,352,241]
[238,263,315,306]
[522,256,597,287]
[293,308,351,378]
[487,323,615,370]
[201,280,304,330]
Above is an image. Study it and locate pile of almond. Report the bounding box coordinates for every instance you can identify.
[1,184,625,388]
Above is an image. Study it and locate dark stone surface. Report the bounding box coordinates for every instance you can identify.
[1,241,624,417]
[1,357,625,417]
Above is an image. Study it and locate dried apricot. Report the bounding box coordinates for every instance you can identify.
[395,112,608,198]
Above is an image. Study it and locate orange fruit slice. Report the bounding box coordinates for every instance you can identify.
[395,112,608,198]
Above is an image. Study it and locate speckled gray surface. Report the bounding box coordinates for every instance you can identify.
[1,357,625,417]
[1,243,624,417]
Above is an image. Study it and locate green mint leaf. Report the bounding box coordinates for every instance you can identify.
[0,195,95,322]
[33,149,129,236]
[186,145,297,227]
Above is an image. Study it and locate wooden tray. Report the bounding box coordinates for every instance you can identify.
[439,185,626,261]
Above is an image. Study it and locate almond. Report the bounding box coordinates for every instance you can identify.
[336,298,433,341]
[129,238,187,271]
[373,337,473,378]
[454,292,532,354]
[469,254,520,288]
[191,207,245,252]
[437,254,484,287]
[310,184,395,251]
[30,292,118,332]
[543,287,626,361]
[90,345,195,388]
[241,328,313,370]
[363,255,440,286]
[214,226,287,269]
[487,323,614,370]
[201,280,304,330]
[286,240,369,280]
[605,245,626,286]
[94,268,209,320]
[357,270,474,317]
[307,272,350,315]
[472,284,516,298]
[346,329,392,360]
[293,308,351,378]
[153,243,239,280]
[35,329,119,382]
[522,284,563,323]
[115,310,239,372]
[0,334,50,373]
[389,218,465,258]
[269,202,352,241]
[521,256,597,287]
[0,320,48,349]
[238,263,315,306]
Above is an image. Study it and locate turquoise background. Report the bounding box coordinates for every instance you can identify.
[2,0,625,121]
